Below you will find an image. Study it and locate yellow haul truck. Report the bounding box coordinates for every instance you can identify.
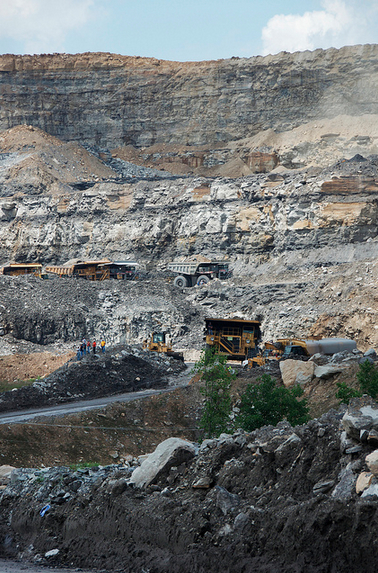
[205,317,261,362]
[0,263,43,276]
[46,260,140,281]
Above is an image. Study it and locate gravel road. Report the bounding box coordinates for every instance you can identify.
[0,364,194,424]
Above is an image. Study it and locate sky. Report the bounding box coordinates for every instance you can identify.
[0,0,377,61]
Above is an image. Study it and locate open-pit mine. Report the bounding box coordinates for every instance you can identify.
[1,45,378,572]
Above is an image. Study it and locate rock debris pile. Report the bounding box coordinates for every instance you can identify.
[2,397,378,571]
[0,344,186,413]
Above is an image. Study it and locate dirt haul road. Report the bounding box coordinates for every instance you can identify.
[0,379,192,425]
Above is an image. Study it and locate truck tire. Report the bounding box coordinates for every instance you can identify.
[174,275,188,288]
[197,275,210,286]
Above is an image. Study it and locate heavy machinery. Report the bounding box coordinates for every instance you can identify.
[249,341,283,367]
[46,259,140,281]
[249,337,357,367]
[168,257,232,288]
[205,317,261,362]
[143,332,184,361]
[279,337,357,359]
[0,263,43,276]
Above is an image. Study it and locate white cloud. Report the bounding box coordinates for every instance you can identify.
[0,0,95,54]
[261,0,368,56]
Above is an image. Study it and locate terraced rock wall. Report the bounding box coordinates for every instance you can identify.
[1,45,378,148]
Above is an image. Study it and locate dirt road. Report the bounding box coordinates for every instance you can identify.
[0,365,194,425]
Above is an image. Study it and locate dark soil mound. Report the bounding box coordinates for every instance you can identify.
[0,345,186,412]
[2,408,378,572]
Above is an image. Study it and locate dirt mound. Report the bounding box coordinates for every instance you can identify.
[0,125,64,152]
[0,351,74,387]
[0,125,118,197]
[0,345,186,413]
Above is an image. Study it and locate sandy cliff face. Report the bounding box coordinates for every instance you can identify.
[1,45,378,148]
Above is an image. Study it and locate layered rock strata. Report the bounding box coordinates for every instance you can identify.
[1,45,378,149]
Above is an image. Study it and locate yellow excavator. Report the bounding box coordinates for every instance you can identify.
[143,332,184,361]
[249,337,357,367]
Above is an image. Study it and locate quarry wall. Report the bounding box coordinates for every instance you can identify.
[1,45,378,148]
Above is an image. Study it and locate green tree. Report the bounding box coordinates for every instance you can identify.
[335,381,362,404]
[194,348,235,438]
[357,359,378,399]
[235,374,310,432]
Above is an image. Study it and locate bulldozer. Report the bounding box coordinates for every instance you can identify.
[143,332,184,361]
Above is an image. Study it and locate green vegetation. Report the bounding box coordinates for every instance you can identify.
[335,381,362,404]
[357,360,378,399]
[194,348,234,438]
[69,461,100,471]
[0,376,41,394]
[194,350,309,438]
[235,374,310,432]
[335,360,378,404]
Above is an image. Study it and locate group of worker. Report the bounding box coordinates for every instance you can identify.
[76,337,106,360]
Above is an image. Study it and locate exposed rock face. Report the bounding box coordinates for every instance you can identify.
[1,45,378,149]
[2,152,378,351]
[1,48,378,354]
[2,156,378,268]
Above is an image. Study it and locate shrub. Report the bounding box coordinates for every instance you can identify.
[235,374,310,432]
[335,381,362,404]
[357,359,378,399]
[194,348,235,438]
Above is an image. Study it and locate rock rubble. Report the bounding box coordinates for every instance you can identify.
[3,398,378,571]
[0,343,186,413]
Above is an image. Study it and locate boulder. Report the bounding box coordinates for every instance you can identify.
[342,396,378,440]
[314,364,344,379]
[279,359,315,387]
[0,465,16,485]
[367,429,378,447]
[364,349,377,360]
[340,431,358,453]
[274,433,302,467]
[129,438,196,488]
[365,450,378,476]
[331,462,357,500]
[359,357,375,365]
[192,476,212,489]
[356,471,373,494]
[215,485,240,515]
[361,483,378,498]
